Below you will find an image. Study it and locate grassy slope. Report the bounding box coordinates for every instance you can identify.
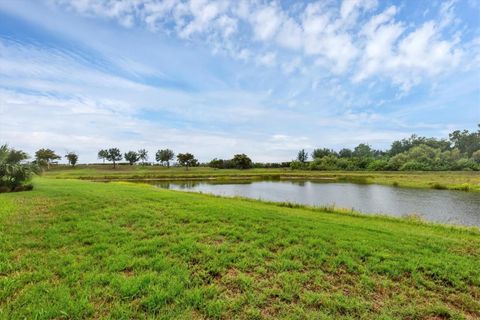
[45,165,480,192]
[0,178,479,319]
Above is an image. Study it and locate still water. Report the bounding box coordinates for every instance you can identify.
[153,180,480,226]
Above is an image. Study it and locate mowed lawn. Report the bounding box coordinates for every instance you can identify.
[0,179,479,319]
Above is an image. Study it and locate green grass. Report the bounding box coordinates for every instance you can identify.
[44,165,480,192]
[1,178,479,319]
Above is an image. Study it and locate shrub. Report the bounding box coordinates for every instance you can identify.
[367,159,389,171]
[232,154,253,169]
[336,158,356,170]
[400,161,430,171]
[452,158,478,171]
[473,150,480,163]
[290,160,306,170]
[309,155,339,170]
[0,144,37,191]
[387,153,408,170]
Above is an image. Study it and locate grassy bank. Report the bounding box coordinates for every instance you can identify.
[45,165,480,192]
[1,178,479,319]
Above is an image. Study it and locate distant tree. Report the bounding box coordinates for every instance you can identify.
[338,148,353,158]
[390,135,451,156]
[124,151,140,165]
[156,149,175,167]
[473,150,480,164]
[65,152,78,167]
[209,158,225,169]
[312,148,336,159]
[138,149,148,165]
[389,140,405,156]
[35,148,61,169]
[297,149,308,163]
[98,149,108,164]
[449,126,480,156]
[353,143,373,158]
[177,153,198,170]
[232,154,253,169]
[106,148,122,168]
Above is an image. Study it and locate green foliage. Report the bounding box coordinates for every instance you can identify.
[97,149,109,163]
[289,160,306,170]
[138,149,148,164]
[473,150,480,163]
[65,152,78,167]
[209,158,230,169]
[231,154,253,169]
[312,148,336,159]
[385,144,479,171]
[106,148,122,168]
[338,148,353,158]
[0,144,36,191]
[124,151,140,165]
[452,158,478,171]
[367,159,389,171]
[177,153,198,170]
[399,160,430,171]
[353,143,373,158]
[291,126,480,172]
[35,148,61,169]
[449,126,480,156]
[209,154,254,169]
[389,134,451,156]
[156,149,175,167]
[297,149,308,163]
[309,155,339,170]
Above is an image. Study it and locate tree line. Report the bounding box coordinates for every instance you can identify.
[292,126,480,171]
[1,126,479,192]
[96,148,198,169]
[28,125,480,172]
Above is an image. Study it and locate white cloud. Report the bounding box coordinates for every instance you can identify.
[276,18,303,50]
[257,51,276,67]
[44,0,473,92]
[250,3,283,41]
[301,2,359,73]
[1,0,478,162]
[354,5,463,91]
[340,0,377,26]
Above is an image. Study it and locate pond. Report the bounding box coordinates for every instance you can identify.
[152,180,480,227]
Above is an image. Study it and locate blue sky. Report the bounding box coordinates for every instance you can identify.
[0,0,479,163]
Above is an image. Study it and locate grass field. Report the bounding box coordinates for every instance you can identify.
[1,178,479,319]
[45,165,480,192]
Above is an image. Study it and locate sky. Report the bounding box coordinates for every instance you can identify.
[0,0,479,163]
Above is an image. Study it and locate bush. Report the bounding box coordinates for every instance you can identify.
[473,150,480,163]
[452,158,478,171]
[400,161,430,171]
[351,157,372,169]
[309,155,339,170]
[336,158,356,170]
[0,144,37,191]
[367,159,389,171]
[232,154,253,169]
[290,160,306,170]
